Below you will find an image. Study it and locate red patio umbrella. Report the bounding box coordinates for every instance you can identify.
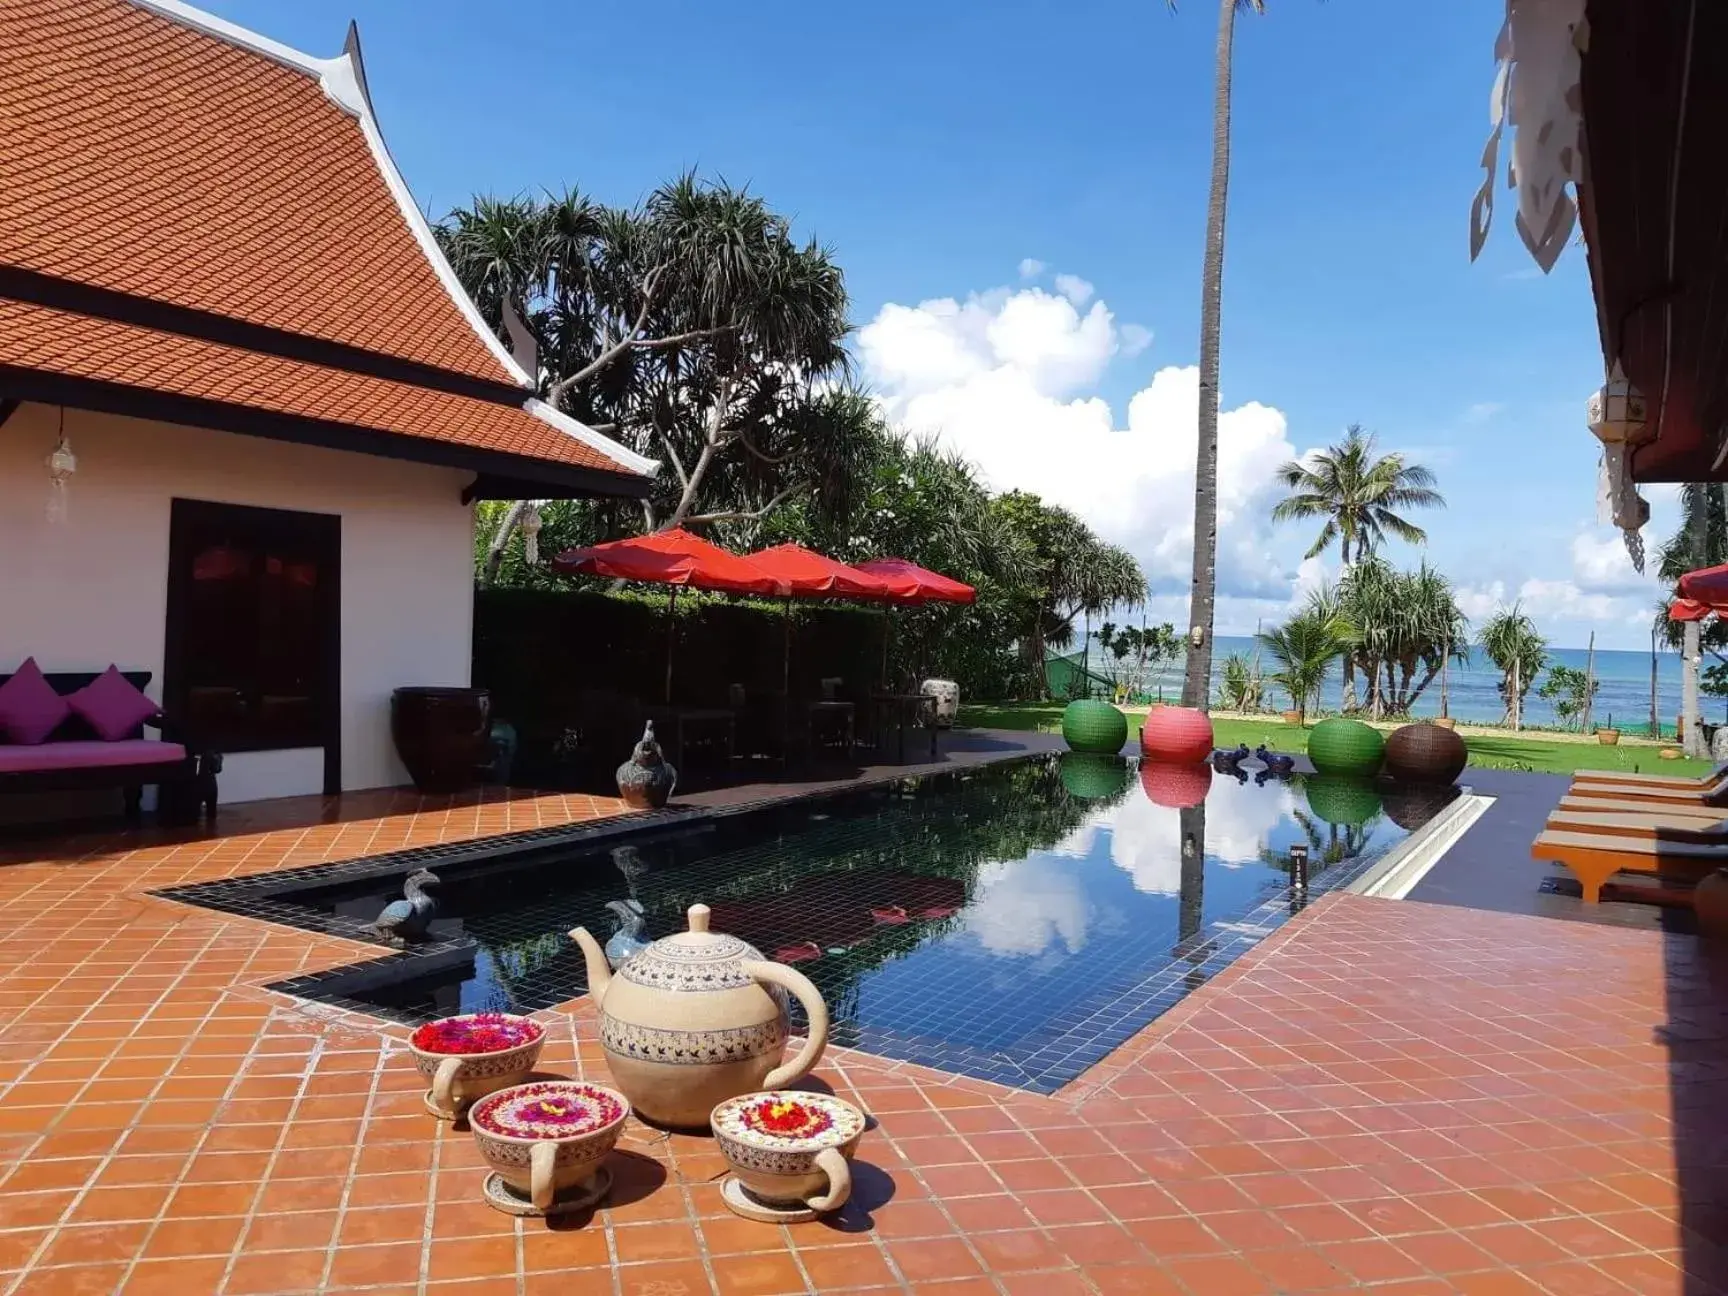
[553,528,788,701]
[1678,563,1728,608]
[854,558,976,604]
[853,557,976,690]
[740,544,914,699]
[1670,598,1714,622]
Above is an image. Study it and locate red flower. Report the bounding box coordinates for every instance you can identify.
[411,1013,543,1055]
[741,1097,834,1140]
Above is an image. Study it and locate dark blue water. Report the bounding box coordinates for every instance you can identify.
[261,755,1435,1092]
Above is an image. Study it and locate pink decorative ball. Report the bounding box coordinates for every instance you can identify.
[1140,760,1213,809]
[1139,706,1215,763]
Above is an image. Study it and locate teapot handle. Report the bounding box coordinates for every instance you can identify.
[741,959,829,1088]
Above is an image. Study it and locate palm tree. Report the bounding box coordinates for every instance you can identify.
[1272,426,1445,564]
[1336,558,1466,718]
[1477,604,1547,729]
[1257,606,1353,724]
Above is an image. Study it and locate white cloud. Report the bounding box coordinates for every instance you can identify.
[964,856,1091,955]
[1571,530,1651,593]
[1017,257,1046,280]
[1053,273,1095,306]
[1464,401,1504,424]
[858,279,1301,607]
[1119,323,1154,357]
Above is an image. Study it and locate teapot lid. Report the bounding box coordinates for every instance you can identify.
[617,904,771,993]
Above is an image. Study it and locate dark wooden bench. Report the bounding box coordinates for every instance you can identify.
[0,670,219,824]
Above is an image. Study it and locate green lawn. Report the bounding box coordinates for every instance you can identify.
[958,702,1719,779]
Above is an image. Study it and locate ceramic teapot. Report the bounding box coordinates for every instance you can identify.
[570,903,830,1129]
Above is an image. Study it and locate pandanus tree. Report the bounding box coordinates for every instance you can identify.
[437,177,866,580]
[1336,558,1466,718]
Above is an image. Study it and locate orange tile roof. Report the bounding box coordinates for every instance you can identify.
[0,298,637,481]
[0,0,518,387]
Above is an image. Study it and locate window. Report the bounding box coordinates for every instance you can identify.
[165,500,340,782]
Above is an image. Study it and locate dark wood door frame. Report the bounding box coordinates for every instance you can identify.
[164,498,343,795]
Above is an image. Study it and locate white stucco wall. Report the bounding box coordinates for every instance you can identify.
[0,402,477,804]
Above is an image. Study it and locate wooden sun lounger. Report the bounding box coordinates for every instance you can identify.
[1531,829,1726,903]
[1565,779,1728,807]
[1553,793,1728,824]
[1571,761,1727,790]
[1546,808,1728,841]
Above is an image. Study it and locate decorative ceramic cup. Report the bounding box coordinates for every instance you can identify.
[710,1090,866,1217]
[408,1013,546,1120]
[469,1080,629,1212]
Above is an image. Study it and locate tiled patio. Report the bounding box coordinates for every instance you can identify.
[1,773,1724,1295]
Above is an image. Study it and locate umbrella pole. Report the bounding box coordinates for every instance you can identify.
[665,586,678,704]
[783,597,792,695]
[880,610,891,691]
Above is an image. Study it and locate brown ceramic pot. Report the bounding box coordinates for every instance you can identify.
[1596,729,1621,746]
[392,687,491,793]
[1695,869,1728,940]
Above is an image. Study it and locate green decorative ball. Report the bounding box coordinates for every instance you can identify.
[1060,752,1131,801]
[1304,775,1384,827]
[1061,699,1128,754]
[1307,717,1386,777]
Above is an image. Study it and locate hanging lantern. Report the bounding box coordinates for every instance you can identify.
[520,503,543,566]
[45,417,76,525]
[1587,361,1651,572]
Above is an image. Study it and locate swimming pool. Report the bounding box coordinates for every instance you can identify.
[161,754,1453,1091]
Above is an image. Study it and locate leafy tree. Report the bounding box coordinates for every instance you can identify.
[1257,606,1353,723]
[1537,664,1600,730]
[989,492,1148,691]
[1335,558,1466,718]
[1097,621,1183,703]
[1477,603,1547,727]
[1655,483,1728,754]
[438,177,863,578]
[1272,425,1444,563]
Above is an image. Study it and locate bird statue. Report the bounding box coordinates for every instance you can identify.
[1211,743,1250,768]
[603,899,649,969]
[1255,744,1296,776]
[371,869,439,944]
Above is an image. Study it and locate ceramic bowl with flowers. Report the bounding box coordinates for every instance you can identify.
[407,1012,546,1120]
[710,1090,866,1212]
[469,1080,630,1210]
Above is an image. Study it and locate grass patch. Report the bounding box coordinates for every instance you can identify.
[958,702,1718,779]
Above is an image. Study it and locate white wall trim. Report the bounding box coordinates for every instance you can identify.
[123,0,536,391]
[525,400,660,478]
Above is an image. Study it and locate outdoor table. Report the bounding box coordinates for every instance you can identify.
[804,700,856,758]
[871,693,937,763]
[644,706,736,773]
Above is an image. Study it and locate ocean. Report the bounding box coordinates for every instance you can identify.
[1080,634,1702,734]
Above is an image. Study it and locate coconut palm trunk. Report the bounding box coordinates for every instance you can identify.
[1180,0,1242,710]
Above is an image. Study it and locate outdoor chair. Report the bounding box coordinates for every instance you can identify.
[1565,776,1728,808]
[1530,828,1728,903]
[1572,762,1728,792]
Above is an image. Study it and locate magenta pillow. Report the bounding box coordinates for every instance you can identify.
[0,658,73,745]
[66,666,160,742]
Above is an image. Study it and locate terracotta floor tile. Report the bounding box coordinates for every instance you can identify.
[710,1251,813,1295]
[945,1193,1036,1233]
[1127,1214,1229,1258]
[224,1247,332,1293]
[1045,1221,1150,1267]
[243,1210,340,1252]
[1319,1237,1431,1284]
[9,1262,131,1295]
[969,1228,1065,1273]
[996,1271,1095,1296]
[326,1241,425,1289]
[614,1220,705,1265]
[1165,1254,1275,1295]
[793,1242,899,1290]
[425,1232,519,1281]
[617,1260,719,1296]
[145,1214,248,1257]
[1247,1245,1355,1290]
[1082,1263,1188,1295]
[122,1255,230,1295]
[39,1220,150,1267]
[0,1229,48,1272]
[887,1237,986,1282]
[701,1214,789,1256]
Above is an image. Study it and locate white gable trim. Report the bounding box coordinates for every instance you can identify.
[124,0,536,390]
[525,400,660,478]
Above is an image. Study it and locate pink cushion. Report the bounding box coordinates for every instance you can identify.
[0,739,187,773]
[0,658,72,745]
[65,666,160,741]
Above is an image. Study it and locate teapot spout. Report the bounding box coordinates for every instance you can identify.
[569,926,612,1006]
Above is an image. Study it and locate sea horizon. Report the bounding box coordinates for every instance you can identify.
[1073,633,1710,734]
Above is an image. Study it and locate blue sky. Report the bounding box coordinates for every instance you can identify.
[203,0,1667,650]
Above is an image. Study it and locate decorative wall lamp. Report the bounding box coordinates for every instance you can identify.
[45,407,75,524]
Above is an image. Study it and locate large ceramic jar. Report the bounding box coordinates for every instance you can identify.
[569,904,831,1129]
[391,687,491,794]
[1140,706,1214,763]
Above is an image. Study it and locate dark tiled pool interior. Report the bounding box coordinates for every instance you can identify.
[160,755,1455,1092]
